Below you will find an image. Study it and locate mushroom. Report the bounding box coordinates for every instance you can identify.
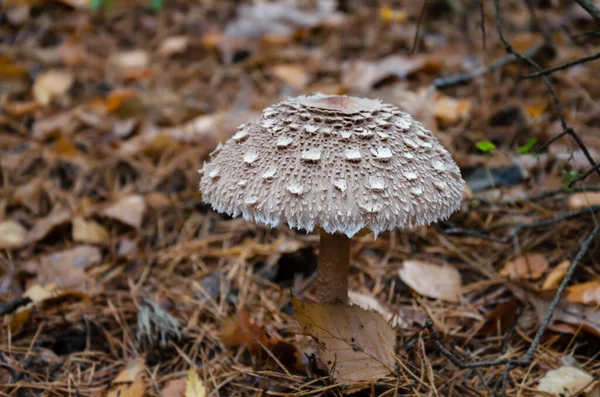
[199,93,464,304]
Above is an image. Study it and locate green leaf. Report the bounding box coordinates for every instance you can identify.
[90,0,104,10]
[518,138,537,154]
[563,169,580,189]
[151,0,164,11]
[476,140,496,153]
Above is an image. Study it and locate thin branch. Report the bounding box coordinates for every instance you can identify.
[575,0,600,26]
[522,51,600,79]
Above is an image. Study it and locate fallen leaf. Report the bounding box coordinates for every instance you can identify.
[568,192,600,209]
[379,6,407,22]
[0,55,28,82]
[272,64,310,90]
[113,358,146,384]
[342,55,443,92]
[106,88,137,112]
[185,368,206,397]
[0,220,27,249]
[398,260,462,303]
[108,375,145,397]
[566,281,600,306]
[513,286,600,338]
[292,296,396,384]
[72,216,109,244]
[21,245,101,292]
[348,291,426,329]
[220,309,303,372]
[102,195,146,229]
[160,378,186,397]
[478,298,520,335]
[109,50,151,80]
[501,254,548,280]
[536,366,598,397]
[25,208,71,245]
[542,260,571,290]
[32,70,74,105]
[433,94,472,126]
[12,177,44,213]
[158,36,189,57]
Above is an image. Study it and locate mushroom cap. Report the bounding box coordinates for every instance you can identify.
[199,93,464,237]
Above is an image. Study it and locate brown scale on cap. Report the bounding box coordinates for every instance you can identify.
[200,93,464,238]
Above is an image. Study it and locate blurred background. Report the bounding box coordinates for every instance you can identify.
[1,0,600,395]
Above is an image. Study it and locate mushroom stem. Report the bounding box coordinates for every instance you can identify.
[316,231,350,304]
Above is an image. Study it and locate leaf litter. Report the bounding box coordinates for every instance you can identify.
[1,0,600,396]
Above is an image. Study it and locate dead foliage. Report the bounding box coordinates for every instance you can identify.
[1,0,600,396]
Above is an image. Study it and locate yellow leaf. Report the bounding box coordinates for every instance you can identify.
[525,102,547,119]
[292,296,396,384]
[379,6,407,22]
[113,358,146,384]
[185,368,206,397]
[398,260,462,303]
[72,216,109,244]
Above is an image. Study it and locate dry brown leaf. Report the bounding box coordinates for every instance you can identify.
[348,291,426,329]
[272,64,310,90]
[185,368,206,397]
[160,378,186,397]
[102,195,146,229]
[542,260,571,290]
[342,55,443,91]
[21,245,101,292]
[566,281,600,306]
[292,296,396,384]
[33,70,74,105]
[0,55,28,82]
[158,36,189,57]
[398,260,462,303]
[434,94,472,126]
[25,208,71,245]
[536,366,598,397]
[0,220,27,249]
[107,375,145,397]
[513,286,600,338]
[109,50,151,80]
[113,358,146,384]
[568,192,600,209]
[13,178,44,213]
[72,216,109,244]
[501,254,548,280]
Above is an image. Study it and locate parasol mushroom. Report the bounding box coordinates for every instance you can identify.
[199,93,464,304]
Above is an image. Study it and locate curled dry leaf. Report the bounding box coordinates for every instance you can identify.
[102,195,146,229]
[157,36,189,57]
[220,309,304,373]
[0,220,27,249]
[272,64,311,90]
[21,245,101,292]
[536,366,598,397]
[501,253,548,280]
[72,216,109,244]
[25,208,71,245]
[185,368,206,397]
[568,192,600,209]
[113,358,147,384]
[433,94,472,126]
[348,291,426,329]
[292,296,396,384]
[398,260,462,303]
[33,70,74,106]
[107,375,145,397]
[566,281,600,306]
[342,55,443,92]
[542,260,571,290]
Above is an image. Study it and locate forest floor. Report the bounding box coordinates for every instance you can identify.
[1,0,600,396]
